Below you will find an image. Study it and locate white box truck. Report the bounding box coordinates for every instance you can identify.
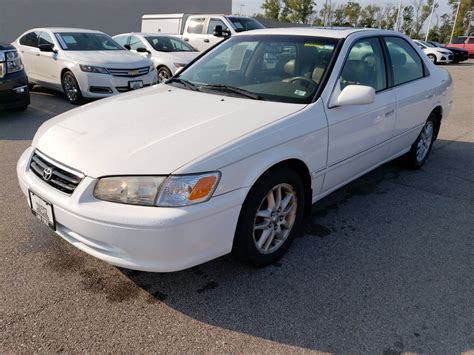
[141,14,264,51]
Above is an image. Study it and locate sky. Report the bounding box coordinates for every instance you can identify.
[232,0,453,23]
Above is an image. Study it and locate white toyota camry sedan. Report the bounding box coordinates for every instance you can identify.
[17,28,453,272]
[13,28,158,104]
[113,33,200,82]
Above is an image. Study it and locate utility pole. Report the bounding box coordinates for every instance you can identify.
[239,4,245,15]
[425,1,437,41]
[449,1,461,43]
[395,0,403,31]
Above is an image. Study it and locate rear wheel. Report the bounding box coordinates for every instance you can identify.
[157,66,172,83]
[427,54,437,64]
[61,71,84,105]
[401,115,437,169]
[233,168,305,266]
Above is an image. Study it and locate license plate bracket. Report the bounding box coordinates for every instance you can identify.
[129,80,144,90]
[29,190,56,230]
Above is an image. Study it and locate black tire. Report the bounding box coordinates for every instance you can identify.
[232,168,305,267]
[12,105,28,112]
[61,71,84,105]
[400,114,438,169]
[427,54,437,64]
[157,66,172,83]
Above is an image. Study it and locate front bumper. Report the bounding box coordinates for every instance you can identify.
[17,147,247,272]
[0,70,30,109]
[76,69,158,98]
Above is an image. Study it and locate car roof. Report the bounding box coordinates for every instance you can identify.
[235,27,399,39]
[28,27,104,34]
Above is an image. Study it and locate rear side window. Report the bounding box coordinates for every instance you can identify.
[384,37,424,86]
[452,37,466,44]
[20,32,40,47]
[340,37,387,92]
[186,18,205,34]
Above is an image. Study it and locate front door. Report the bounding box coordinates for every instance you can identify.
[323,37,396,192]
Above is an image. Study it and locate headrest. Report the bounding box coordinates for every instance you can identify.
[284,59,296,76]
[390,50,407,66]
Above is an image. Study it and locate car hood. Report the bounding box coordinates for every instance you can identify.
[64,50,150,67]
[33,85,305,177]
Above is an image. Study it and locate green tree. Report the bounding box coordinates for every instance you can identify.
[282,0,316,23]
[402,5,415,35]
[344,2,362,27]
[438,13,453,43]
[359,5,382,27]
[261,0,282,20]
[449,0,472,38]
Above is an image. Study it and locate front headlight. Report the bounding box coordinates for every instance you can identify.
[5,51,23,74]
[80,64,109,74]
[93,172,220,207]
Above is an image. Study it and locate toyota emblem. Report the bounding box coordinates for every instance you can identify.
[42,167,53,181]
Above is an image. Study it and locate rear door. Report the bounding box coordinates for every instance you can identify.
[183,16,208,51]
[17,31,40,80]
[382,36,433,155]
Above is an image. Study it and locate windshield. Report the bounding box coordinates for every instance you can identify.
[430,41,443,47]
[54,32,123,51]
[227,17,265,32]
[145,36,196,52]
[172,35,339,104]
[420,40,436,48]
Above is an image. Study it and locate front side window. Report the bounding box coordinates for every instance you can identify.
[145,36,196,52]
[384,37,424,86]
[174,35,339,104]
[39,32,54,46]
[340,37,387,92]
[207,19,228,34]
[186,18,205,34]
[19,32,40,47]
[129,36,145,50]
[54,32,123,51]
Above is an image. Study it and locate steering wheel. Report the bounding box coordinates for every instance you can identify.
[285,76,318,90]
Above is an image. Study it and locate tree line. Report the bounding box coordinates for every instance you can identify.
[259,0,473,43]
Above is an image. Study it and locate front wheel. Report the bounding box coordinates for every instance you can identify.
[157,66,172,83]
[401,115,437,169]
[232,168,305,266]
[427,54,437,64]
[61,71,84,105]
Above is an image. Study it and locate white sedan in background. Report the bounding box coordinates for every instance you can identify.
[113,33,200,82]
[17,28,452,272]
[13,28,157,104]
[413,39,453,64]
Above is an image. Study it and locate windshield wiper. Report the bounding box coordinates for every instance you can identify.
[167,77,200,91]
[200,84,264,100]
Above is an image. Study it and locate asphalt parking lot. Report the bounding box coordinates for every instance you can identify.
[1,62,473,353]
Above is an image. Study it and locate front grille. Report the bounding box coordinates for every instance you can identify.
[29,151,84,194]
[448,55,454,60]
[107,66,150,77]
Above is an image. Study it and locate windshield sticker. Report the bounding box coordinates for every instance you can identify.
[62,35,78,45]
[294,90,307,96]
[304,43,324,48]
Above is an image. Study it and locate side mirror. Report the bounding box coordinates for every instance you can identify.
[124,44,131,50]
[39,44,57,53]
[136,47,150,53]
[331,85,375,107]
[213,25,231,38]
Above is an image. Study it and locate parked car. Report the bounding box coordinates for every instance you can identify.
[0,42,30,111]
[13,28,157,104]
[428,41,469,63]
[17,28,452,272]
[447,36,474,56]
[113,33,199,82]
[141,13,265,51]
[413,39,453,64]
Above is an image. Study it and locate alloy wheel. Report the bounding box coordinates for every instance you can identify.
[158,68,171,83]
[63,73,79,102]
[253,183,297,254]
[416,121,434,162]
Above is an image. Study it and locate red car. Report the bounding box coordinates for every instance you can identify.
[447,36,474,56]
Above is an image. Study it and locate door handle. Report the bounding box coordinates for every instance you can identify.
[385,109,395,117]
[204,39,210,43]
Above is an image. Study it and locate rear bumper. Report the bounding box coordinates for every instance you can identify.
[17,147,247,272]
[0,70,30,109]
